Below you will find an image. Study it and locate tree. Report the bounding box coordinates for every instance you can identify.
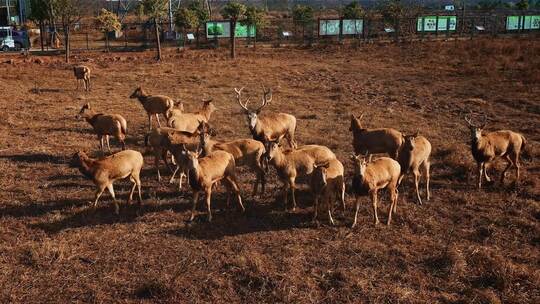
[28,0,49,51]
[221,1,247,59]
[241,5,266,47]
[52,0,83,63]
[140,0,168,61]
[342,1,364,19]
[378,0,404,41]
[174,7,198,44]
[186,0,210,47]
[96,9,122,52]
[292,5,314,42]
[515,0,529,10]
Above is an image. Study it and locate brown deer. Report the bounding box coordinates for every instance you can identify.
[310,159,345,225]
[76,103,127,152]
[178,145,244,222]
[465,114,527,189]
[73,65,91,91]
[235,87,297,148]
[130,86,175,130]
[397,133,432,205]
[349,114,403,159]
[351,153,401,227]
[167,99,217,133]
[70,150,143,215]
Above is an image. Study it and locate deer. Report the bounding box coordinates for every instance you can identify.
[351,153,401,227]
[73,65,91,91]
[69,150,143,215]
[174,145,244,222]
[129,86,175,131]
[465,114,527,189]
[263,140,329,211]
[199,128,267,196]
[310,158,345,225]
[235,87,297,149]
[397,133,432,205]
[144,123,205,184]
[76,102,127,152]
[167,99,217,133]
[349,114,404,159]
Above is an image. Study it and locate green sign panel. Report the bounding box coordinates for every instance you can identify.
[417,16,457,32]
[206,21,256,38]
[319,20,340,36]
[506,15,540,30]
[342,19,363,35]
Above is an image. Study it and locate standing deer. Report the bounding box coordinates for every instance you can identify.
[76,103,127,152]
[235,87,297,149]
[73,65,91,91]
[70,150,143,215]
[130,86,175,131]
[349,114,403,159]
[351,153,401,227]
[167,99,217,133]
[465,114,527,189]
[397,133,432,205]
[180,145,244,222]
[310,159,345,225]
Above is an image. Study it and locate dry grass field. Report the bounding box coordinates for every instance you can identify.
[0,38,539,303]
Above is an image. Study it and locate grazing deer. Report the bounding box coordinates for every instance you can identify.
[397,133,432,205]
[235,87,297,149]
[73,65,91,91]
[310,159,345,225]
[70,150,143,215]
[130,86,175,131]
[351,153,401,227]
[76,103,127,152]
[264,140,327,211]
[167,99,217,133]
[349,114,403,159]
[199,129,266,196]
[465,114,527,189]
[177,145,244,222]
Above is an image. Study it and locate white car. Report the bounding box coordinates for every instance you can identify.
[0,27,15,52]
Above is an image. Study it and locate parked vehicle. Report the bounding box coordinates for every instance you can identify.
[0,27,30,51]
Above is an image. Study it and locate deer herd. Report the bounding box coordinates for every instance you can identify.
[70,65,529,227]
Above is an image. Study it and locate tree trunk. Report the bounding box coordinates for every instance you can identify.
[105,31,110,52]
[230,20,236,59]
[196,26,200,48]
[154,18,162,61]
[39,21,44,52]
[64,25,70,63]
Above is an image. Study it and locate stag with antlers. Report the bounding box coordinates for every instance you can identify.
[235,86,297,149]
[465,114,527,189]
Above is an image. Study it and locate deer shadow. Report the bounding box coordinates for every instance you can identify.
[0,153,66,165]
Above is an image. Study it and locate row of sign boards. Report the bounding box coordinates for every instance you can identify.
[203,16,540,39]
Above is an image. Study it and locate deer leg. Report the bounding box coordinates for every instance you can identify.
[106,183,119,215]
[128,176,137,204]
[477,163,484,189]
[483,163,491,182]
[169,166,179,184]
[371,190,379,225]
[105,135,111,153]
[327,196,335,226]
[93,185,106,209]
[226,176,244,212]
[312,194,319,222]
[413,169,422,205]
[99,135,104,152]
[387,187,398,226]
[148,115,152,131]
[189,191,199,221]
[340,183,346,211]
[500,155,513,184]
[290,177,297,211]
[155,114,161,128]
[424,161,431,201]
[351,196,361,228]
[154,149,162,182]
[282,181,289,211]
[205,187,212,222]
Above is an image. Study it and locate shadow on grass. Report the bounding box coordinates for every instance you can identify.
[0,197,89,218]
[0,153,66,164]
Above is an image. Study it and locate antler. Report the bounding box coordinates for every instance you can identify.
[234,87,251,112]
[256,85,273,113]
[464,113,475,127]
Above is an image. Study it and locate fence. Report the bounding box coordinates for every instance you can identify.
[29,10,540,53]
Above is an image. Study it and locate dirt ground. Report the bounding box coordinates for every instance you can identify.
[0,39,539,303]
